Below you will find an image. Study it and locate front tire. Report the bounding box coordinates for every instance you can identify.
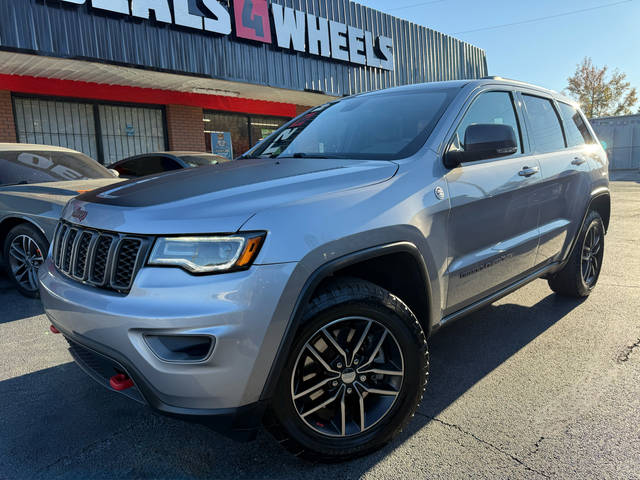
[267,278,429,462]
[548,210,605,298]
[3,224,49,298]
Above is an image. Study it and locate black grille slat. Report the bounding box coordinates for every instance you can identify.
[90,235,113,285]
[53,221,149,294]
[53,224,67,267]
[72,232,92,279]
[62,229,77,273]
[112,239,142,289]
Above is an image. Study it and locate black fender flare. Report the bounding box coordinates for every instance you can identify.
[259,241,432,401]
[556,188,611,271]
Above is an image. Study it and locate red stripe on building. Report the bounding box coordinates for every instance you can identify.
[0,74,296,117]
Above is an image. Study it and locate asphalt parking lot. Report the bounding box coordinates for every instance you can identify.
[1,175,639,479]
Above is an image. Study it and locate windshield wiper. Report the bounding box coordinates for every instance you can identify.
[279,152,332,159]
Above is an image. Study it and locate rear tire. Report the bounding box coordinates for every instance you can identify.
[548,210,605,298]
[3,224,49,298]
[267,278,429,462]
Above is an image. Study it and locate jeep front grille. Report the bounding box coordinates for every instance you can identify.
[52,221,151,293]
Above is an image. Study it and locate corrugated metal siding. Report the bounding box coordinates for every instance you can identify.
[590,115,640,171]
[0,0,487,97]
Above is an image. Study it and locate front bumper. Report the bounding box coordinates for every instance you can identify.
[39,257,296,434]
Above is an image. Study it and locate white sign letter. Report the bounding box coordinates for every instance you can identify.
[365,31,381,68]
[377,36,394,71]
[131,0,172,23]
[329,21,349,62]
[91,0,129,15]
[272,4,306,53]
[306,14,330,57]
[201,0,232,35]
[348,27,366,65]
[173,0,203,29]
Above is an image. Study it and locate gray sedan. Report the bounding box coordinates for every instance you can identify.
[0,144,121,297]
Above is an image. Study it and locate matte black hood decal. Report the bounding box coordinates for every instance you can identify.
[80,158,349,207]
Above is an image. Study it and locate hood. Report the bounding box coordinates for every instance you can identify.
[0,178,122,206]
[64,158,398,234]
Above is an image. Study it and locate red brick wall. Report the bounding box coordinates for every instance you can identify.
[0,90,17,143]
[165,104,205,151]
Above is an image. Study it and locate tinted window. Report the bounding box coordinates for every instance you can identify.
[0,150,113,186]
[453,91,521,154]
[247,87,460,160]
[522,95,566,153]
[558,102,594,147]
[114,156,180,177]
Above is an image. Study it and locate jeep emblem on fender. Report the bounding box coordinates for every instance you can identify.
[434,186,445,200]
[71,206,88,222]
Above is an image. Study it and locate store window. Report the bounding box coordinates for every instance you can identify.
[203,111,288,158]
[250,116,286,146]
[13,96,166,165]
[14,98,98,159]
[99,105,165,165]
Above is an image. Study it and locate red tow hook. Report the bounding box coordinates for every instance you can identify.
[49,325,60,334]
[109,373,134,391]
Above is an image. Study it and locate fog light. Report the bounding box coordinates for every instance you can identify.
[144,335,214,363]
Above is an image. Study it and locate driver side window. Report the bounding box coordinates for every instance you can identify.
[453,91,522,155]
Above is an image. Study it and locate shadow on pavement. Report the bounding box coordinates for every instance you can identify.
[0,291,582,479]
[0,288,44,324]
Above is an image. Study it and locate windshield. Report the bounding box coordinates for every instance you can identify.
[179,154,230,167]
[0,150,113,186]
[246,87,460,160]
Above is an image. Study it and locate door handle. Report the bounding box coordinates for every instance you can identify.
[518,166,539,177]
[572,157,586,166]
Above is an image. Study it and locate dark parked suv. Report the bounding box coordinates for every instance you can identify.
[40,78,610,461]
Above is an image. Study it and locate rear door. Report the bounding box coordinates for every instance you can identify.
[444,89,543,313]
[521,95,594,265]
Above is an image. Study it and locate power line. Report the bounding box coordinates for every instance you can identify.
[454,0,634,35]
[385,0,446,11]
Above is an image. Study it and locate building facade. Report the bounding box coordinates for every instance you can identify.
[0,0,487,164]
[590,114,640,171]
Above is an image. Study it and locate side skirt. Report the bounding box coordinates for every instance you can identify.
[434,262,559,332]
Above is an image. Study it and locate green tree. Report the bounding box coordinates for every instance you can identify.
[566,57,638,118]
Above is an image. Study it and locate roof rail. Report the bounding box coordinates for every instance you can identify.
[482,75,520,82]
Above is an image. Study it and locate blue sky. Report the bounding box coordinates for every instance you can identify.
[360,0,640,95]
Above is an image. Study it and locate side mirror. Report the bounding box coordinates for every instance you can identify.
[109,169,120,177]
[445,123,518,168]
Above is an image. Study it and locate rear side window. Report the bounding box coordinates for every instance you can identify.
[558,102,594,147]
[522,95,566,153]
[0,150,112,186]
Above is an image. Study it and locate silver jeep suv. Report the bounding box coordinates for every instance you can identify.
[39,78,610,461]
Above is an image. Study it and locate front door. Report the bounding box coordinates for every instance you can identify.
[444,90,542,313]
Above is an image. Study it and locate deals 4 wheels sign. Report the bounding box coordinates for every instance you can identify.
[58,0,395,70]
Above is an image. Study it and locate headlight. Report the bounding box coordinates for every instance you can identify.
[147,233,265,274]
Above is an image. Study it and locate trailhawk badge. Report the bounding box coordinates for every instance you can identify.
[434,186,445,200]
